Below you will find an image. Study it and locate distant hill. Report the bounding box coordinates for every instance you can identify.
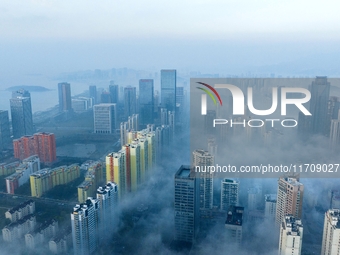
[6,85,51,92]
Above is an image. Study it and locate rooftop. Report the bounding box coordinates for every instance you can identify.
[8,200,34,214]
[283,215,303,235]
[175,165,192,178]
[225,206,244,226]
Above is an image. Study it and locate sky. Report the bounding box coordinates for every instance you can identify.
[1,0,340,85]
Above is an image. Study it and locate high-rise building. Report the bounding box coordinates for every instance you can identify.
[275,176,304,226]
[330,110,340,150]
[161,69,176,112]
[248,186,262,211]
[265,194,277,220]
[109,81,119,104]
[309,76,330,135]
[225,206,244,246]
[106,151,127,199]
[32,132,56,163]
[13,132,56,163]
[207,138,217,156]
[100,91,111,103]
[10,93,33,139]
[124,86,137,119]
[96,182,118,234]
[160,108,168,125]
[139,79,154,127]
[120,122,128,147]
[58,82,72,112]
[0,110,11,150]
[125,143,141,192]
[89,85,97,105]
[205,110,216,135]
[93,104,117,134]
[12,89,30,98]
[71,198,99,255]
[128,114,139,131]
[72,98,90,112]
[321,209,340,255]
[192,150,214,215]
[174,165,199,243]
[327,97,340,135]
[176,86,184,123]
[279,215,303,255]
[221,179,239,211]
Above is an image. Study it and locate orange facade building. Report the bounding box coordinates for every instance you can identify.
[13,132,56,163]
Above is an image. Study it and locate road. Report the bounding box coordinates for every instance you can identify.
[0,191,77,207]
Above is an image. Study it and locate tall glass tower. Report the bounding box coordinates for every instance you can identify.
[0,110,11,150]
[161,69,176,111]
[139,79,154,127]
[58,82,72,112]
[309,76,330,134]
[10,90,33,139]
[124,86,136,119]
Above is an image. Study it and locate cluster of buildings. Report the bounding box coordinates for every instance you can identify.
[30,164,80,197]
[89,69,185,132]
[183,148,340,255]
[106,126,157,198]
[2,200,71,254]
[71,182,118,255]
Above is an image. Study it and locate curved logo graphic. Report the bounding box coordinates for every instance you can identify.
[196,82,223,106]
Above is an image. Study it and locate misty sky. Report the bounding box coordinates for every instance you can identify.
[1,0,340,86]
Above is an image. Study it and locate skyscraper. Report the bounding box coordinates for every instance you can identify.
[89,85,97,105]
[309,76,330,135]
[96,182,118,234]
[0,110,11,151]
[139,79,154,127]
[264,194,277,220]
[247,186,262,211]
[174,165,199,243]
[161,69,176,112]
[109,81,119,104]
[10,91,34,139]
[124,86,137,119]
[100,92,111,104]
[106,151,127,199]
[93,104,117,134]
[192,150,214,216]
[321,209,340,255]
[279,215,303,255]
[225,206,244,246]
[275,176,304,226]
[58,82,72,112]
[330,109,340,150]
[221,179,239,212]
[12,89,30,98]
[71,198,99,255]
